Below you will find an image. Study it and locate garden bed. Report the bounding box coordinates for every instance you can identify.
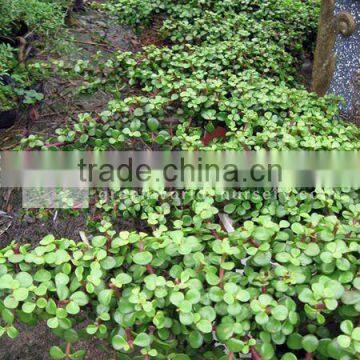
[0,1,359,360]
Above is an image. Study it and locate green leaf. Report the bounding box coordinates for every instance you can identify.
[79,134,89,144]
[352,327,360,341]
[47,317,59,329]
[280,354,297,360]
[271,305,289,321]
[66,301,80,315]
[337,335,351,348]
[253,251,271,266]
[49,346,66,359]
[134,332,151,347]
[91,236,107,247]
[253,227,273,241]
[340,320,353,335]
[34,269,52,282]
[69,350,86,360]
[226,338,244,352]
[179,300,192,313]
[188,330,203,349]
[134,108,144,117]
[2,308,14,324]
[22,302,36,313]
[302,335,319,353]
[133,251,153,265]
[0,274,15,289]
[4,295,18,309]
[196,319,212,333]
[13,288,29,302]
[287,333,303,350]
[199,306,216,321]
[170,292,184,306]
[64,329,79,343]
[304,243,320,257]
[70,291,89,306]
[205,272,220,286]
[6,326,19,339]
[201,109,217,120]
[237,289,250,302]
[216,323,234,341]
[291,223,304,235]
[185,289,201,304]
[98,289,113,306]
[224,204,236,214]
[112,335,129,351]
[255,312,269,325]
[147,118,159,131]
[16,272,33,288]
[55,273,70,286]
[319,230,334,242]
[40,234,55,245]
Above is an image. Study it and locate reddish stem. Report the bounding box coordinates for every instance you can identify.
[219,254,226,289]
[248,238,260,248]
[250,347,262,360]
[228,352,234,360]
[105,235,113,252]
[305,352,312,360]
[211,229,226,288]
[315,303,326,310]
[13,244,20,254]
[65,342,71,359]
[125,327,134,350]
[139,241,154,274]
[109,283,122,298]
[146,264,155,274]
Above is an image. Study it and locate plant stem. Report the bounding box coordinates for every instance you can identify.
[219,254,226,289]
[250,347,262,360]
[65,342,71,359]
[125,327,134,349]
[139,240,154,274]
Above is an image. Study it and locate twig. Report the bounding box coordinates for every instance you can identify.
[73,40,114,52]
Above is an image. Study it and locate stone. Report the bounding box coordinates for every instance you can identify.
[312,0,359,122]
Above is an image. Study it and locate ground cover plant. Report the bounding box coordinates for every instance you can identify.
[0,0,359,359]
[0,0,77,112]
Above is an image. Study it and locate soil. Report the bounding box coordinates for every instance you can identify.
[0,321,117,360]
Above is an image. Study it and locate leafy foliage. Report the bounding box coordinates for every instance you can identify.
[0,0,65,110]
[2,0,360,359]
[0,206,359,360]
[22,0,360,150]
